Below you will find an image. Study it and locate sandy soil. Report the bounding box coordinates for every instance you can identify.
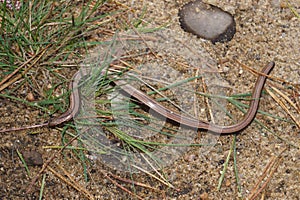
[0,0,299,199]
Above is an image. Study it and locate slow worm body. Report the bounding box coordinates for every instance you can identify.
[49,61,275,134]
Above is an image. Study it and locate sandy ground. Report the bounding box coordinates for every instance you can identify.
[0,0,299,199]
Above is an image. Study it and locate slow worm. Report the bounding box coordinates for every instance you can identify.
[48,61,275,134]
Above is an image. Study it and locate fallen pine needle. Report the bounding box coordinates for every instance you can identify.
[48,165,94,200]
[247,148,286,200]
[266,88,300,130]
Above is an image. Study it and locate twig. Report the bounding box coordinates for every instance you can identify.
[247,148,286,200]
[131,164,175,189]
[267,87,300,129]
[0,123,48,133]
[108,171,159,191]
[234,59,299,90]
[101,170,144,200]
[0,44,50,92]
[48,165,94,200]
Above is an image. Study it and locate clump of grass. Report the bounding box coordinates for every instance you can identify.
[0,0,117,86]
[0,0,114,116]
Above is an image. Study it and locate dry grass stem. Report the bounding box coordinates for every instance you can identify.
[247,148,286,200]
[132,164,175,189]
[0,45,50,92]
[48,165,94,200]
[108,172,160,191]
[101,170,144,200]
[267,88,300,130]
[234,59,299,90]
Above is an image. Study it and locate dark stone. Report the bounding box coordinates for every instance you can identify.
[22,150,43,166]
[179,0,236,44]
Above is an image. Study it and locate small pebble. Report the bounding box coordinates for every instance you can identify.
[225,179,231,187]
[47,83,52,89]
[184,154,196,162]
[179,0,236,43]
[21,150,43,166]
[26,92,35,102]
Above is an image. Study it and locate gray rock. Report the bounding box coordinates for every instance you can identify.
[179,0,236,44]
